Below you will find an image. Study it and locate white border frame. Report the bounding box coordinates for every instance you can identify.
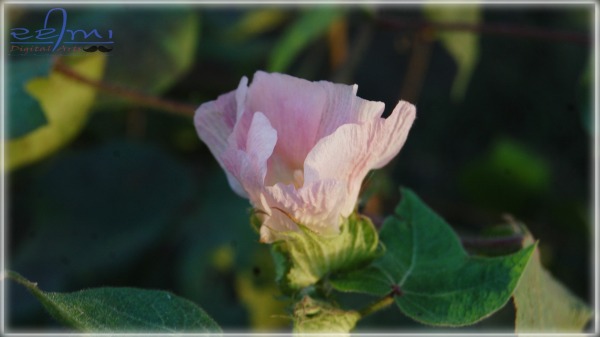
[1,1,598,336]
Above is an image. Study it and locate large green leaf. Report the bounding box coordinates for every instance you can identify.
[6,57,51,139]
[8,271,221,333]
[12,141,195,287]
[424,5,481,100]
[7,53,107,170]
[330,188,535,326]
[272,214,379,292]
[513,232,592,332]
[268,7,345,72]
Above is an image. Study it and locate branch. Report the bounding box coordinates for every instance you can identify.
[54,59,197,118]
[376,17,590,46]
[358,292,396,318]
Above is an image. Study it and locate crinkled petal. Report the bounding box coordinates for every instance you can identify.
[259,180,348,242]
[259,206,299,243]
[371,100,416,169]
[315,83,385,138]
[303,100,416,213]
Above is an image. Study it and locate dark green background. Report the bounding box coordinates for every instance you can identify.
[6,4,593,332]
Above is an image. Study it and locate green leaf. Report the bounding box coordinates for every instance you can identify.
[330,188,535,327]
[6,53,107,170]
[268,7,345,72]
[7,271,221,333]
[513,232,592,332]
[12,141,195,287]
[293,296,360,334]
[6,57,51,139]
[272,214,379,292]
[424,5,481,100]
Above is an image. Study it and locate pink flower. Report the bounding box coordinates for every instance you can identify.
[195,71,416,243]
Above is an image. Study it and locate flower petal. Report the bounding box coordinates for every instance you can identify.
[315,83,385,139]
[260,180,348,242]
[246,71,328,171]
[223,112,278,199]
[259,207,299,243]
[195,89,246,197]
[371,100,416,169]
[194,90,236,163]
[245,71,386,186]
[303,100,416,213]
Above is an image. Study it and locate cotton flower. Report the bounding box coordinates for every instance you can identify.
[195,71,415,243]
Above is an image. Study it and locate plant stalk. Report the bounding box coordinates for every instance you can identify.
[54,58,197,118]
[358,294,395,318]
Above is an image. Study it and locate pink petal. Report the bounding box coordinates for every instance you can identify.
[258,206,299,243]
[223,112,278,199]
[195,89,246,197]
[245,72,327,172]
[244,71,386,186]
[194,90,236,163]
[260,180,349,241]
[315,83,386,138]
[371,100,416,169]
[303,100,416,214]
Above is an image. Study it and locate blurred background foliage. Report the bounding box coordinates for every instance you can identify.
[5,3,593,332]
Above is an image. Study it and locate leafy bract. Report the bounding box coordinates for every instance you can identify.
[330,188,535,327]
[514,233,592,332]
[424,5,481,100]
[7,53,106,170]
[293,296,360,334]
[8,271,221,333]
[272,214,379,292]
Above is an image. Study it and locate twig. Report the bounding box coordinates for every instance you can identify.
[54,59,197,118]
[376,17,590,46]
[359,293,396,318]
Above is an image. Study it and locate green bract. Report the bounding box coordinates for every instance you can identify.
[293,296,360,334]
[271,213,380,292]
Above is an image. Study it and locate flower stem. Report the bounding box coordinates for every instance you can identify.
[358,294,395,318]
[54,58,197,118]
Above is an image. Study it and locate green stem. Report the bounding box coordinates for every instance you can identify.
[358,294,395,318]
[4,270,41,294]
